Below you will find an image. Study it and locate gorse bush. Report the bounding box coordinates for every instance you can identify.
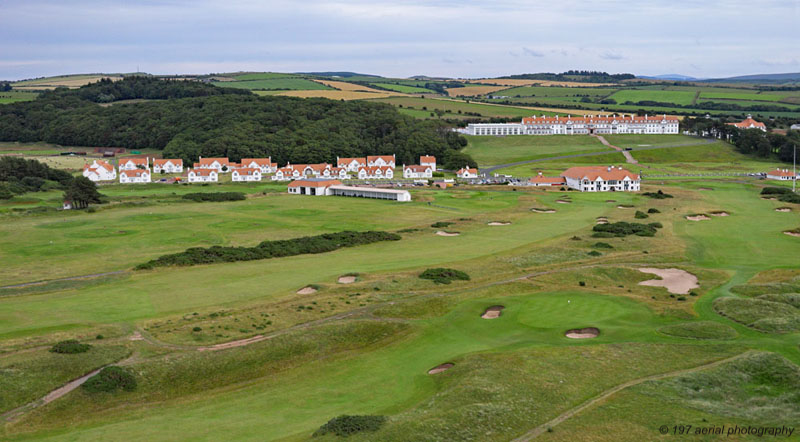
[643,189,673,199]
[634,210,649,219]
[778,193,800,204]
[592,242,614,249]
[313,415,387,437]
[592,222,662,238]
[761,187,792,195]
[419,268,471,284]
[82,366,137,393]
[136,231,401,269]
[181,192,246,202]
[647,208,660,213]
[50,340,91,354]
[431,221,454,228]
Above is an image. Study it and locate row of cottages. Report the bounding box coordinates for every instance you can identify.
[287,178,411,202]
[83,160,116,181]
[767,168,799,181]
[463,114,680,136]
[527,166,640,192]
[335,155,398,171]
[456,166,479,179]
[272,163,351,181]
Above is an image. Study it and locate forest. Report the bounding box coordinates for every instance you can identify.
[0,77,470,166]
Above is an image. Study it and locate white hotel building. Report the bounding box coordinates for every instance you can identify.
[463,114,679,136]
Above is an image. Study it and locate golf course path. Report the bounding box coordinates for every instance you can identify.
[511,350,757,441]
[592,134,637,164]
[479,137,715,176]
[0,270,127,290]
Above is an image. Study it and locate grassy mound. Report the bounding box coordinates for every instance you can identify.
[419,268,470,284]
[713,296,800,333]
[592,221,661,238]
[182,192,246,202]
[642,352,800,423]
[313,415,387,437]
[50,340,92,354]
[658,321,738,340]
[82,366,137,393]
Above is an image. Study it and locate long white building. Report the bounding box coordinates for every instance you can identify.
[464,114,679,136]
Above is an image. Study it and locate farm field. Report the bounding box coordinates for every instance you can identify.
[607,89,698,106]
[3,168,800,441]
[213,78,331,91]
[369,83,431,94]
[371,96,558,119]
[0,90,39,104]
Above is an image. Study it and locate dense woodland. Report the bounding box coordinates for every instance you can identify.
[0,77,471,167]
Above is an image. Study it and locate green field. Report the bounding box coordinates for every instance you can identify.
[608,90,698,106]
[0,90,39,104]
[497,86,616,100]
[372,96,556,119]
[216,78,331,91]
[229,72,295,81]
[370,83,431,94]
[2,134,800,440]
[698,91,786,102]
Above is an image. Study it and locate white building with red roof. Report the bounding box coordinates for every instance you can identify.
[464,114,679,136]
[456,166,479,179]
[320,167,351,180]
[727,115,767,132]
[196,157,231,172]
[187,169,218,183]
[367,155,396,168]
[561,166,640,192]
[766,168,798,181]
[272,167,303,181]
[403,164,433,179]
[153,159,183,173]
[231,168,262,182]
[287,178,342,196]
[357,166,394,180]
[240,158,277,174]
[119,168,151,184]
[118,157,149,171]
[528,172,566,187]
[420,155,437,170]
[337,157,367,172]
[288,179,411,201]
[82,160,116,181]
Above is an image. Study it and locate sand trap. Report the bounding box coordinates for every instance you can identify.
[761,196,777,200]
[531,208,556,214]
[428,363,454,374]
[709,211,729,217]
[296,286,318,295]
[488,222,511,226]
[481,305,505,319]
[129,331,144,341]
[616,205,633,209]
[337,276,357,284]
[776,207,792,212]
[435,230,460,236]
[596,220,609,224]
[565,327,600,339]
[686,214,710,221]
[556,199,571,204]
[638,268,699,295]
[784,231,800,238]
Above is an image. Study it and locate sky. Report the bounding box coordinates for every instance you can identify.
[1,0,798,81]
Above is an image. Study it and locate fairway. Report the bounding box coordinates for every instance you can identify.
[463,134,612,166]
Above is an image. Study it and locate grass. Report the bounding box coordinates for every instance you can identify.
[216,78,331,91]
[463,134,612,166]
[658,321,738,340]
[0,90,39,104]
[608,90,697,106]
[370,83,430,94]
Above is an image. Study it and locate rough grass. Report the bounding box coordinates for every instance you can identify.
[658,321,738,340]
[713,297,800,333]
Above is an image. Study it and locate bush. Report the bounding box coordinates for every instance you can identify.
[313,415,387,437]
[588,250,602,256]
[761,187,792,195]
[592,221,661,238]
[50,339,91,354]
[778,193,800,204]
[431,221,453,228]
[647,208,660,213]
[643,190,673,199]
[82,366,137,392]
[419,268,470,284]
[136,231,401,269]
[634,210,649,219]
[592,242,614,249]
[579,281,586,286]
[182,192,246,202]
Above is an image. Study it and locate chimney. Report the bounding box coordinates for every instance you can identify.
[538,171,543,176]
[607,166,612,172]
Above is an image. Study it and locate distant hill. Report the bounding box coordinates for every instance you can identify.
[296,72,381,78]
[638,74,700,81]
[700,72,800,84]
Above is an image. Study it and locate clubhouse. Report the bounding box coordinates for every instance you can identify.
[463,114,680,136]
[526,166,640,192]
[287,178,411,202]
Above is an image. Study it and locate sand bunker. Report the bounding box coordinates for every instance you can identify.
[435,230,460,236]
[784,231,800,238]
[555,199,571,204]
[129,331,144,341]
[596,217,609,224]
[488,221,511,226]
[638,268,699,295]
[686,214,710,221]
[531,208,556,214]
[337,276,357,284]
[709,211,729,217]
[565,327,600,339]
[428,363,454,374]
[616,205,633,209]
[296,286,318,295]
[481,305,505,319]
[776,207,792,213]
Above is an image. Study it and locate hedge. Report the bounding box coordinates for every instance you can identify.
[136,231,401,269]
[181,192,246,202]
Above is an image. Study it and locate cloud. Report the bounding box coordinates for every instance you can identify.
[600,51,624,60]
[522,47,544,57]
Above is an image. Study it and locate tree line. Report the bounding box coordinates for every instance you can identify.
[0,77,472,167]
[681,116,799,163]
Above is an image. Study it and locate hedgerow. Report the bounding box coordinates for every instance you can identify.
[419,268,471,284]
[181,192,246,202]
[136,231,401,269]
[592,221,662,238]
[313,415,387,437]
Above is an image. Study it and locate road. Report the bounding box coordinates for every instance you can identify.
[479,137,716,176]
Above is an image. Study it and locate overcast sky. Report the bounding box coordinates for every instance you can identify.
[1,0,798,81]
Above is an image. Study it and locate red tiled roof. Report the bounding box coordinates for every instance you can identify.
[405,165,431,172]
[367,155,395,163]
[768,169,797,177]
[728,117,766,129]
[120,169,149,178]
[522,114,678,125]
[420,155,436,163]
[84,160,113,172]
[561,166,640,181]
[153,159,182,166]
[359,166,393,173]
[189,169,217,177]
[529,175,566,184]
[288,179,342,188]
[241,158,275,167]
[458,167,478,174]
[197,157,229,165]
[337,157,366,165]
[234,168,261,176]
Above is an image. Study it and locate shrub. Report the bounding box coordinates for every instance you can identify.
[579,281,586,286]
[592,221,661,238]
[643,190,673,199]
[136,231,401,269]
[431,221,453,228]
[181,192,246,202]
[588,250,602,256]
[419,268,470,284]
[634,210,649,219]
[82,366,137,392]
[50,340,91,354]
[592,242,614,249]
[647,208,660,213]
[313,415,387,437]
[778,193,800,204]
[761,187,792,195]
[192,327,202,332]
[96,334,104,340]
